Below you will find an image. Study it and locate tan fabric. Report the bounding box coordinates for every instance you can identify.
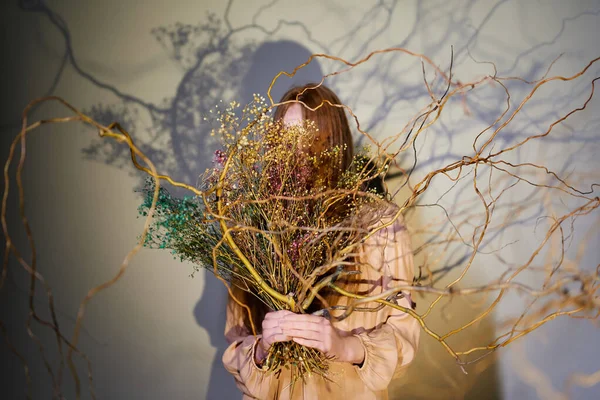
[222,212,420,400]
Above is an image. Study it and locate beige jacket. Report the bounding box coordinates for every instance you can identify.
[222,214,420,399]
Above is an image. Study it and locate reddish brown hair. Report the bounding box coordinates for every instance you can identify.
[233,84,356,332]
[273,84,354,187]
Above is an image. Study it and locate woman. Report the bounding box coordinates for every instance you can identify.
[222,84,420,399]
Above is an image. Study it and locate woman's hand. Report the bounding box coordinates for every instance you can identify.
[279,314,365,365]
[255,310,294,364]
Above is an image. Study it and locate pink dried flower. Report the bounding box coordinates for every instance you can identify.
[213,149,227,166]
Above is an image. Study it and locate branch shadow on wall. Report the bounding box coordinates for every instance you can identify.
[11,0,600,398]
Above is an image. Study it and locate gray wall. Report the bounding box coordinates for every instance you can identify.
[1,0,599,399]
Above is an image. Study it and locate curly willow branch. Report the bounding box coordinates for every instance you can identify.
[2,47,599,398]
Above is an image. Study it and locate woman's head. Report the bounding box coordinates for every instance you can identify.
[273,84,354,187]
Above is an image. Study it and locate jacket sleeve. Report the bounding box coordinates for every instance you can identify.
[353,214,421,392]
[221,295,273,399]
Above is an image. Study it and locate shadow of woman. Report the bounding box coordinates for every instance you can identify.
[193,39,323,400]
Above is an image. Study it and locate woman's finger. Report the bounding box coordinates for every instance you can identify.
[291,337,325,352]
[268,333,292,343]
[282,314,325,324]
[278,320,322,332]
[262,326,284,337]
[262,319,283,330]
[281,328,322,342]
